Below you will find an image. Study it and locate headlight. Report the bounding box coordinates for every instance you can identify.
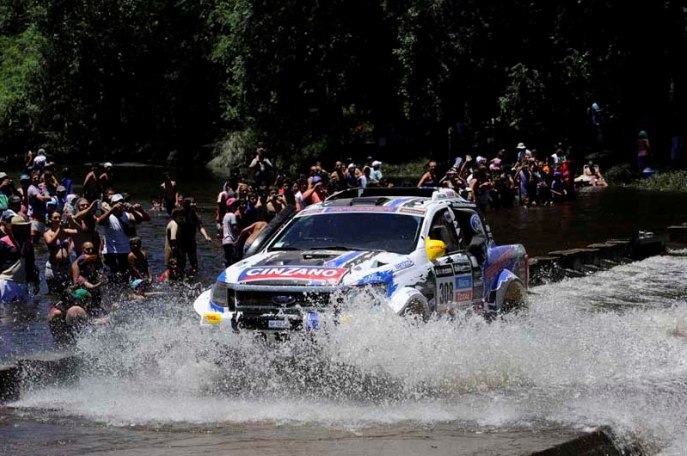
[211,281,236,310]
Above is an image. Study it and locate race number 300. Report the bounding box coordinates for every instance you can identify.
[437,277,454,305]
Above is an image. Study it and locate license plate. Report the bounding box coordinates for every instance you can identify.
[268,319,290,329]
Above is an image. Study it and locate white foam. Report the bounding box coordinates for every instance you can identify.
[14,256,687,452]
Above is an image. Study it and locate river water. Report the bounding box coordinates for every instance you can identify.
[1,165,687,455]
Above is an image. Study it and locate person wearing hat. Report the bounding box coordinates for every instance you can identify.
[515,142,533,163]
[177,197,212,276]
[27,172,53,244]
[99,162,114,192]
[370,161,383,186]
[0,211,39,304]
[221,198,241,267]
[97,193,149,283]
[345,163,358,188]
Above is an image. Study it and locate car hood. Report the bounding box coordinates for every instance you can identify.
[222,249,413,286]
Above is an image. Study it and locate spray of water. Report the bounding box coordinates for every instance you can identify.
[14,256,687,454]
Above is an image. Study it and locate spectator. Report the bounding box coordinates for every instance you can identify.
[249,143,273,189]
[370,161,383,186]
[417,160,440,188]
[27,172,53,244]
[177,197,212,276]
[43,210,77,294]
[221,198,240,267]
[164,208,184,280]
[159,173,178,216]
[0,212,39,304]
[128,237,153,293]
[71,198,101,257]
[98,194,149,283]
[637,130,651,173]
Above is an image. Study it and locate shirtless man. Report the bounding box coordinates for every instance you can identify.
[127,237,153,293]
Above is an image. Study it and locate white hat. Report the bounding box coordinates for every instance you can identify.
[103,162,113,168]
[347,163,356,169]
[476,156,487,163]
[372,160,382,167]
[110,193,125,203]
[0,172,7,180]
[516,142,526,149]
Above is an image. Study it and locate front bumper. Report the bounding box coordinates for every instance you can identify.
[193,288,321,331]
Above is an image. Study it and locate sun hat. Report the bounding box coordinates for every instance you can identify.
[0,172,7,180]
[225,197,238,208]
[516,142,526,149]
[347,163,356,169]
[103,162,113,168]
[1,210,18,221]
[372,160,382,167]
[312,175,322,184]
[19,174,30,181]
[110,193,125,203]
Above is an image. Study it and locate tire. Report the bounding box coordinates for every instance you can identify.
[500,281,527,314]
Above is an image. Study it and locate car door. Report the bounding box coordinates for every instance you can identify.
[428,209,477,315]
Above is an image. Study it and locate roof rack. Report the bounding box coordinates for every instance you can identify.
[326,187,437,201]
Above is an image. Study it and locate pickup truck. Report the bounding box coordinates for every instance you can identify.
[193,188,528,331]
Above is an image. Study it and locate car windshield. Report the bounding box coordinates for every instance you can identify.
[268,212,423,254]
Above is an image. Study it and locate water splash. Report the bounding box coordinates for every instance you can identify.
[14,256,687,453]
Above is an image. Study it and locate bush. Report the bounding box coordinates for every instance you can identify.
[634,170,687,192]
[604,163,634,184]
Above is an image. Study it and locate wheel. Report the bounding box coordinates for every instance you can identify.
[401,297,430,322]
[500,281,527,314]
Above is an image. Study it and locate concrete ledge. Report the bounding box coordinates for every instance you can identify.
[0,352,80,403]
[530,232,666,286]
[667,225,687,243]
[530,428,624,455]
[631,234,665,260]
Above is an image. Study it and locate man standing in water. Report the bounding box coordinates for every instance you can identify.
[0,212,39,304]
[159,173,178,216]
[177,197,212,276]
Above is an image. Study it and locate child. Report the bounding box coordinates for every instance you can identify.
[127,237,152,294]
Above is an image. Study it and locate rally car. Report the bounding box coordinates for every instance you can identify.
[194,188,528,331]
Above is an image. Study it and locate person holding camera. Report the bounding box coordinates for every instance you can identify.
[265,187,286,221]
[248,143,273,189]
[43,210,78,294]
[97,193,150,283]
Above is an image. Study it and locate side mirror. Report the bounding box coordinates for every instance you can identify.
[426,237,447,261]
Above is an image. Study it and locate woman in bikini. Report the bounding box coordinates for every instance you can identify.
[43,210,78,294]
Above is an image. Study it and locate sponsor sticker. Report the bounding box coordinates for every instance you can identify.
[435,264,454,277]
[455,275,472,289]
[238,266,348,284]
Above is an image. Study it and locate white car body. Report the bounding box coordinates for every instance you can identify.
[194,188,528,331]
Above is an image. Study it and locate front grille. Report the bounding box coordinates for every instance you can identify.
[235,290,331,310]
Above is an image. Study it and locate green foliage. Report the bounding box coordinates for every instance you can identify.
[383,158,430,183]
[633,170,687,192]
[0,0,685,172]
[604,163,634,184]
[0,24,44,148]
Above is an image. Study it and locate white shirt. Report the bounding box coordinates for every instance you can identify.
[222,212,239,245]
[103,213,133,254]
